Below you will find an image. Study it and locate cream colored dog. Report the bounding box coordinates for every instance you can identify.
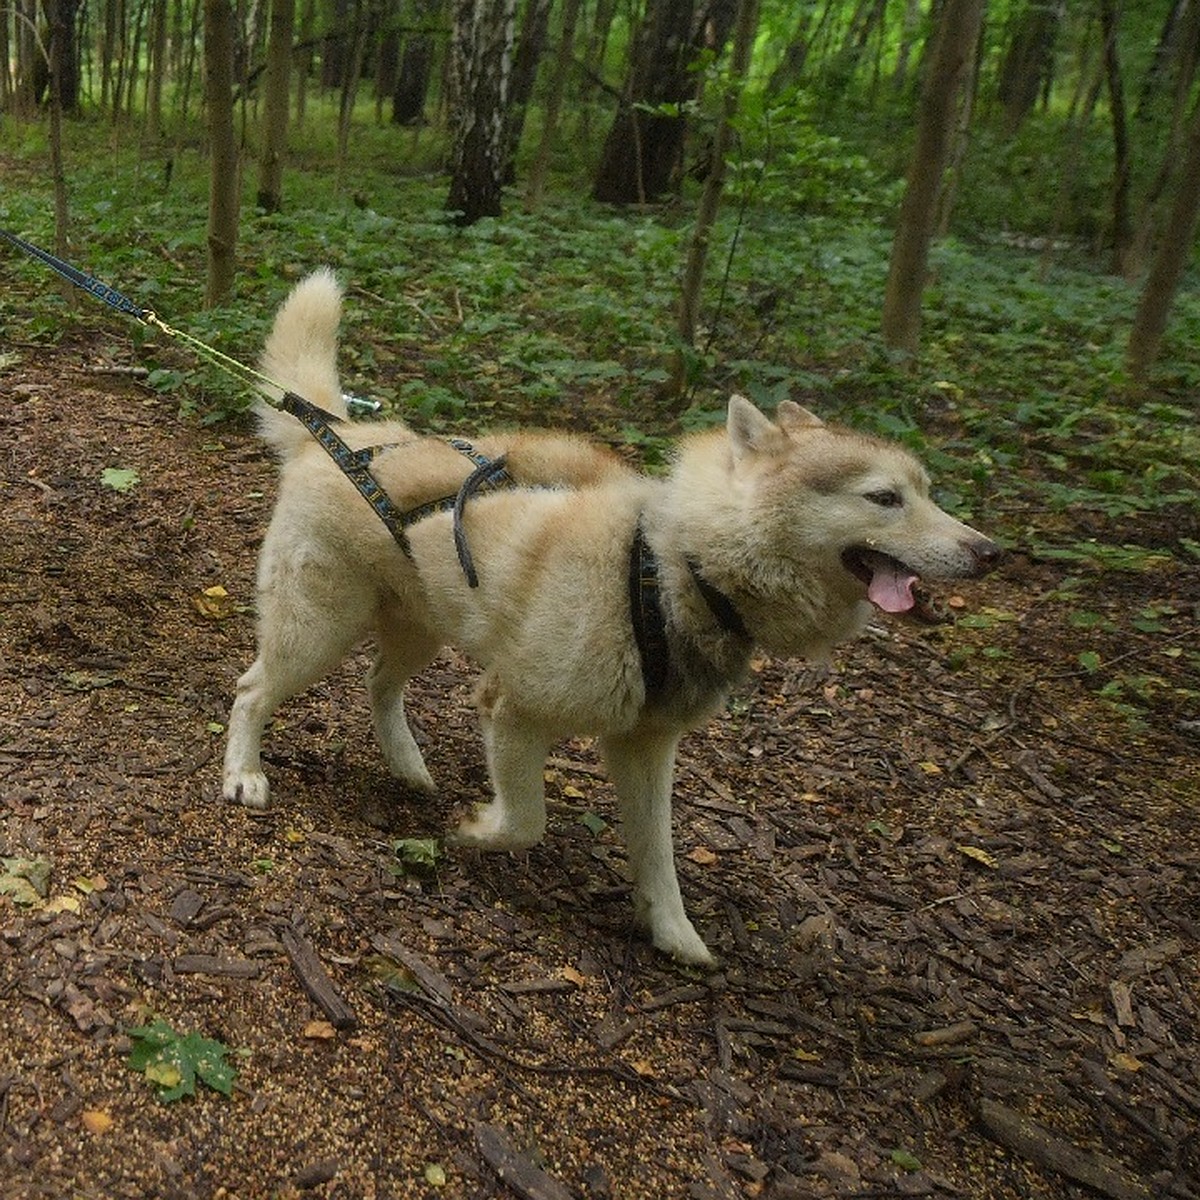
[225,269,1000,966]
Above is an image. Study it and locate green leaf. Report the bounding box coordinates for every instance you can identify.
[127,1020,237,1101]
[0,857,52,903]
[100,467,140,493]
[891,1148,922,1172]
[364,954,421,995]
[391,837,442,877]
[579,812,609,837]
[1078,651,1102,673]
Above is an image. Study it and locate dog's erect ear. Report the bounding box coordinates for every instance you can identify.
[776,400,824,431]
[728,394,789,461]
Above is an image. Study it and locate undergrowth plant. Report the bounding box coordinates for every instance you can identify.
[2,110,1198,618]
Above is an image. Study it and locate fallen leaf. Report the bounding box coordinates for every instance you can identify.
[686,846,718,865]
[44,895,81,914]
[303,1020,337,1040]
[193,585,236,620]
[100,467,140,493]
[1,857,52,904]
[82,1109,113,1135]
[424,1163,447,1187]
[957,844,999,869]
[560,966,587,987]
[1110,1052,1143,1073]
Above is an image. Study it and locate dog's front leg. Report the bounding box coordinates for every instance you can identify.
[600,728,715,967]
[454,683,551,851]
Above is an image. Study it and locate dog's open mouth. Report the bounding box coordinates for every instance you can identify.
[841,548,942,623]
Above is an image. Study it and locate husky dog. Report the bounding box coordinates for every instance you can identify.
[225,270,1000,966]
[222,270,631,811]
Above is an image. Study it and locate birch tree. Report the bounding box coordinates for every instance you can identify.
[446,0,517,225]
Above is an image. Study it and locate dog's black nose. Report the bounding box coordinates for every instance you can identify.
[970,538,1003,573]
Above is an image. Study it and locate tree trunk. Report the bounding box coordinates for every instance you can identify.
[1127,97,1200,380]
[204,0,239,307]
[997,1,1062,136]
[934,12,983,238]
[881,0,986,356]
[446,0,517,225]
[45,0,71,305]
[891,0,922,93]
[501,0,553,182]
[295,0,316,125]
[591,0,700,205]
[0,11,11,111]
[336,0,371,168]
[1100,0,1134,277]
[525,0,583,209]
[39,0,81,112]
[177,0,203,125]
[676,0,759,352]
[143,0,169,138]
[12,0,38,117]
[256,0,293,212]
[575,0,616,146]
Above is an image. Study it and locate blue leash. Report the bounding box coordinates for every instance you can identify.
[0,226,420,550]
[1,228,151,321]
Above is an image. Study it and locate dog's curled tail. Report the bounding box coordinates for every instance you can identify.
[256,267,349,458]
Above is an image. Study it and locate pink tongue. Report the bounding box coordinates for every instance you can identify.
[867,562,918,613]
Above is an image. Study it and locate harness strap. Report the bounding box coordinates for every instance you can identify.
[686,559,751,641]
[629,520,671,700]
[278,391,413,554]
[452,455,512,588]
[629,519,752,703]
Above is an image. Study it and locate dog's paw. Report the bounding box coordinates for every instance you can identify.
[451,805,544,852]
[652,921,717,968]
[223,770,270,810]
[387,760,437,795]
[636,898,716,967]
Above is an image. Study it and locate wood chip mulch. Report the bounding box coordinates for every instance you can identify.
[1,345,1197,1199]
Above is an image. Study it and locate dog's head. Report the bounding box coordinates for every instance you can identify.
[725,395,1001,620]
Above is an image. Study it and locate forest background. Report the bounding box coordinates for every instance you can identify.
[2,0,1199,653]
[2,5,1200,1195]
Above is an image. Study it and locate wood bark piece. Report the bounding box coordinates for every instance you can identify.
[474,1123,573,1200]
[280,927,358,1030]
[172,954,261,979]
[977,1099,1153,1200]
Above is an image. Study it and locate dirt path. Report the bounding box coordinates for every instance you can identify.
[2,344,1197,1199]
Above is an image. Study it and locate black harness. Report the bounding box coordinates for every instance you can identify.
[279,390,510,570]
[629,518,751,704]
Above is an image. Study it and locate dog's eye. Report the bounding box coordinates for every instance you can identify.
[865,489,903,508]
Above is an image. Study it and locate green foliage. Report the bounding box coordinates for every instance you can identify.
[127,1019,238,1102]
[391,837,442,878]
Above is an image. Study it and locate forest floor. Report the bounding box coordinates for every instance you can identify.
[1,334,1198,1200]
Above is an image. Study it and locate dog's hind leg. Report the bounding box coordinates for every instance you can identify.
[453,681,552,851]
[600,728,715,966]
[368,618,440,793]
